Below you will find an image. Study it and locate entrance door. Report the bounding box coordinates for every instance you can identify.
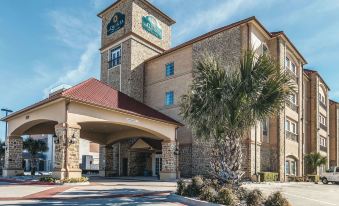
[155,154,162,176]
[122,158,128,176]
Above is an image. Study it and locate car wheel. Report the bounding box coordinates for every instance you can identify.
[322,178,329,184]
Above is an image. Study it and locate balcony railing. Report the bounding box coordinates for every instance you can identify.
[286,131,298,142]
[320,145,327,152]
[319,101,327,110]
[286,101,298,113]
[108,57,121,69]
[320,123,327,131]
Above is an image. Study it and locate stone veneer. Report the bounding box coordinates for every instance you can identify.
[160,141,177,180]
[3,136,23,176]
[52,124,81,179]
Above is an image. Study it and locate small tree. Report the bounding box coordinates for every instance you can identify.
[180,50,294,183]
[304,152,327,174]
[23,137,48,175]
[0,140,5,169]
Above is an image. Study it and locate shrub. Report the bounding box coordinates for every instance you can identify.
[176,179,186,195]
[39,176,58,183]
[199,186,217,203]
[307,175,319,183]
[259,172,279,182]
[191,176,204,196]
[246,189,265,206]
[216,187,238,205]
[287,176,305,182]
[265,192,291,206]
[236,187,250,201]
[61,177,88,183]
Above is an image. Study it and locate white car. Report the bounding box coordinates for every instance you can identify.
[321,167,339,184]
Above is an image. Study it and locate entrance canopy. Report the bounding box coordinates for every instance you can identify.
[2,78,182,142]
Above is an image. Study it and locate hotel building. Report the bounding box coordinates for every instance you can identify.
[2,0,338,180]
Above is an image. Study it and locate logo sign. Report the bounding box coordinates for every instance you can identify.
[142,16,162,39]
[107,12,125,36]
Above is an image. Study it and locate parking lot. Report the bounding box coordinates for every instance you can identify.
[244,182,339,206]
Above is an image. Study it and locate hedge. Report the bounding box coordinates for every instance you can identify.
[258,172,279,182]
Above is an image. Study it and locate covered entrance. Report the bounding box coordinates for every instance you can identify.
[1,78,182,181]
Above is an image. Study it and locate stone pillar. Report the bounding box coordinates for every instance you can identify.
[3,136,24,177]
[99,145,106,176]
[52,123,82,179]
[160,141,178,181]
[105,145,114,176]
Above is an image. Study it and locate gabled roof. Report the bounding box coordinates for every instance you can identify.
[146,16,307,64]
[2,78,182,126]
[97,0,175,25]
[304,69,330,90]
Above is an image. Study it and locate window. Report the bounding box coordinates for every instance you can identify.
[285,161,290,175]
[320,136,327,147]
[318,93,325,104]
[285,57,297,74]
[109,46,121,68]
[262,44,268,55]
[336,167,339,173]
[291,161,296,175]
[290,93,297,104]
[285,119,297,134]
[261,119,269,143]
[319,114,326,125]
[165,91,174,106]
[285,57,290,69]
[166,63,174,77]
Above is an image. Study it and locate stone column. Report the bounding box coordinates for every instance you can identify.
[105,145,114,176]
[52,123,82,179]
[99,145,106,176]
[160,141,178,180]
[3,136,24,177]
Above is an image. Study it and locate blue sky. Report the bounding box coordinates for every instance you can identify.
[1,0,339,139]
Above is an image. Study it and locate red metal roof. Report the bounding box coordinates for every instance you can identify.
[3,78,182,126]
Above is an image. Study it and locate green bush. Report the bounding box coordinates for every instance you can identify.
[259,172,279,182]
[265,192,291,206]
[176,179,186,195]
[216,187,238,206]
[307,175,319,183]
[39,176,58,183]
[246,189,265,206]
[199,186,217,203]
[236,187,250,201]
[287,176,305,182]
[61,177,88,183]
[191,176,204,196]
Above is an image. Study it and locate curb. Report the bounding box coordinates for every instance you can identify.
[168,194,223,206]
[0,178,56,185]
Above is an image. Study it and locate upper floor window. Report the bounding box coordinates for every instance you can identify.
[285,57,297,74]
[320,136,327,147]
[166,63,174,77]
[290,93,297,105]
[319,93,326,104]
[261,119,269,143]
[109,46,121,68]
[285,119,297,134]
[262,44,268,55]
[319,114,326,126]
[165,91,174,106]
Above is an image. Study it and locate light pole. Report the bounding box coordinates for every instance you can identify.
[1,108,13,139]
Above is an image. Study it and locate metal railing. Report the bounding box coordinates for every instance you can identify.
[286,131,298,142]
[320,145,327,152]
[286,101,298,112]
[320,123,327,131]
[108,57,121,68]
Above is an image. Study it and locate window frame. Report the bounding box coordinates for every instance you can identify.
[165,91,174,106]
[165,62,174,77]
[320,136,327,147]
[285,119,297,134]
[319,114,327,126]
[109,46,122,69]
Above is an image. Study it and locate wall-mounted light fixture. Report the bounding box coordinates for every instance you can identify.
[52,134,59,144]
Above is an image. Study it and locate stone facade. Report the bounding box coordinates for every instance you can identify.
[329,101,339,167]
[3,136,23,176]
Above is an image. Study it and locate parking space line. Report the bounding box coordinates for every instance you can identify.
[283,192,337,206]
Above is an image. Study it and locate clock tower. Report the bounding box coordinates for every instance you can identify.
[98,0,175,102]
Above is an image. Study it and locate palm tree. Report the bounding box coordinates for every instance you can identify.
[23,137,48,175]
[304,152,327,174]
[180,50,294,183]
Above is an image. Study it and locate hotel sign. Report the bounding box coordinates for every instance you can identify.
[107,12,125,36]
[142,16,162,39]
